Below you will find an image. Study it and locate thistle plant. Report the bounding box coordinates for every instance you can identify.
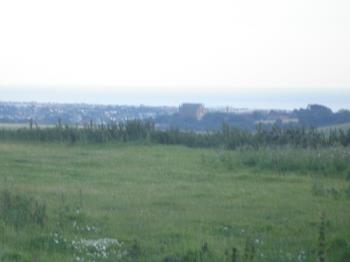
[319,213,326,262]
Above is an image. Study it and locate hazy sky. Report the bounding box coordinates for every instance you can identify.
[0,0,349,108]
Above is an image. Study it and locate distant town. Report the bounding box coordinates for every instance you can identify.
[0,101,350,131]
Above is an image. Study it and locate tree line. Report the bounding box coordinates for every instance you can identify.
[0,119,350,148]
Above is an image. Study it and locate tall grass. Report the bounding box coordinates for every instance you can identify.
[212,147,350,177]
[1,120,350,148]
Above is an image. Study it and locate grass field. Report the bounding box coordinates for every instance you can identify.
[0,141,349,261]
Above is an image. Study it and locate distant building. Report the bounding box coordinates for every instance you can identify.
[178,103,206,120]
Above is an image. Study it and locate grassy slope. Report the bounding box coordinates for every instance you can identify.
[0,141,349,261]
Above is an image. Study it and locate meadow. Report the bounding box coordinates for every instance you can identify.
[0,140,349,261]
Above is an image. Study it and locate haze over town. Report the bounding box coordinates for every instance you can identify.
[1,0,349,111]
[1,86,349,111]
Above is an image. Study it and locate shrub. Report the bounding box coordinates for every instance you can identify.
[0,190,47,229]
[328,238,350,261]
[0,251,28,262]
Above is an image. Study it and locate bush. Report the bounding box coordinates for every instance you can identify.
[0,251,28,262]
[328,238,350,261]
[0,190,47,229]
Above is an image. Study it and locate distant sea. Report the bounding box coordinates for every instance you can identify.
[1,86,349,111]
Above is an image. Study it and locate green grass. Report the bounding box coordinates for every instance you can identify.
[0,141,349,261]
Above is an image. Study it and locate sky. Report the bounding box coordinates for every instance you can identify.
[0,0,349,109]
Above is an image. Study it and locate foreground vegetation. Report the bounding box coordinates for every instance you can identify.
[0,140,349,261]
